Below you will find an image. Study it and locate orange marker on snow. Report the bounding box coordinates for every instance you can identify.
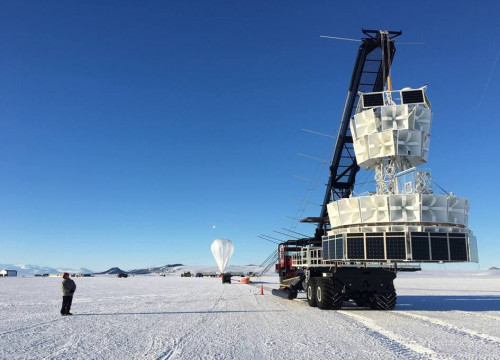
[260,284,264,295]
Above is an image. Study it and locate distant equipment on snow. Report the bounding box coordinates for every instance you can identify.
[0,269,17,277]
[211,239,234,273]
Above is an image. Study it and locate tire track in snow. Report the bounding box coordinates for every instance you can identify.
[271,289,441,357]
[462,311,500,322]
[0,318,61,336]
[142,286,226,359]
[338,311,444,359]
[143,336,178,360]
[47,332,83,359]
[395,311,500,346]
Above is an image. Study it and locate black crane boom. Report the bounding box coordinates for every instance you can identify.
[303,29,402,241]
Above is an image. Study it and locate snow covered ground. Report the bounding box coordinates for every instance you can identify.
[1,270,500,359]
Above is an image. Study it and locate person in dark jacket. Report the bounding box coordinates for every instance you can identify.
[60,272,76,316]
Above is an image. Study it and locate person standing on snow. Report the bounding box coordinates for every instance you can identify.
[60,272,76,316]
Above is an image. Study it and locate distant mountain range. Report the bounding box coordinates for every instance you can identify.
[0,263,185,276]
[0,263,93,276]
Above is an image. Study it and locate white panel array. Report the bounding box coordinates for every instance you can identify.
[350,102,433,170]
[328,225,473,237]
[328,194,470,228]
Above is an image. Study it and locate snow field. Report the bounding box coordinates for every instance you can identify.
[0,272,499,359]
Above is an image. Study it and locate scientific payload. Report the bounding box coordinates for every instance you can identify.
[272,29,478,310]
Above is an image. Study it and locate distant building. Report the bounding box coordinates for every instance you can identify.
[0,269,17,277]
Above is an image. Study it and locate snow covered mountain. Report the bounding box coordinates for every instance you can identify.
[128,264,184,275]
[0,263,93,276]
[94,267,129,275]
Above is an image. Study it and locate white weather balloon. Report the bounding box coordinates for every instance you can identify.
[211,238,234,273]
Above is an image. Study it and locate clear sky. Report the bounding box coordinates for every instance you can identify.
[1,1,499,271]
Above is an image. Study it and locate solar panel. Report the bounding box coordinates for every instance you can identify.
[401,89,425,104]
[362,92,384,108]
[430,233,449,261]
[347,234,365,259]
[449,234,467,261]
[335,236,344,259]
[411,233,431,261]
[386,235,406,259]
[366,235,384,259]
[322,240,329,260]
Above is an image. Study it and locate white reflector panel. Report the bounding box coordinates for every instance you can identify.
[381,105,409,131]
[368,131,395,159]
[389,194,421,222]
[412,106,432,134]
[359,195,390,223]
[327,202,341,228]
[421,195,448,222]
[338,198,361,226]
[422,133,430,161]
[352,109,377,139]
[448,196,467,225]
[397,130,422,157]
[353,136,371,167]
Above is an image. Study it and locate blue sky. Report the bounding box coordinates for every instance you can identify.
[1,1,499,271]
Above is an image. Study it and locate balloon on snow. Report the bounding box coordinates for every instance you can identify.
[211,239,234,273]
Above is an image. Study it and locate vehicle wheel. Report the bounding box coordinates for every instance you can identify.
[371,291,397,310]
[306,279,317,307]
[316,278,335,310]
[331,290,343,310]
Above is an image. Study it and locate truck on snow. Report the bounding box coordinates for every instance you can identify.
[271,29,478,310]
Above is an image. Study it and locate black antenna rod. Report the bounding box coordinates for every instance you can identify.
[273,230,301,239]
[257,235,280,244]
[281,228,310,238]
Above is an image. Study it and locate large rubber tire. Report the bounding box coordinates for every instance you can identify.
[306,279,317,307]
[316,278,335,310]
[331,290,343,310]
[371,291,397,310]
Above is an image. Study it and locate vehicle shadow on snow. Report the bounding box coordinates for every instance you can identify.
[76,310,287,316]
[393,295,500,311]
